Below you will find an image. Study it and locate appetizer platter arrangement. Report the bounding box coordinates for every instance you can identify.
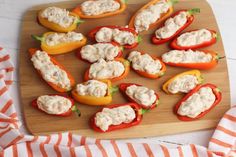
[19,0,230,139]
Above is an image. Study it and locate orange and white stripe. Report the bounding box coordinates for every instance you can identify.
[0,47,235,156]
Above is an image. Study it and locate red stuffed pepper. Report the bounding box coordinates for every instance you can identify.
[31,94,80,117]
[127,51,166,79]
[152,8,200,45]
[119,83,160,110]
[170,29,218,50]
[77,42,123,63]
[90,103,144,132]
[161,49,222,70]
[174,83,222,121]
[88,25,141,49]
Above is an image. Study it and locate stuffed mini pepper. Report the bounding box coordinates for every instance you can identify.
[72,80,117,106]
[89,25,141,49]
[29,48,75,92]
[78,42,123,63]
[32,94,80,116]
[91,103,144,132]
[38,6,83,32]
[161,49,221,70]
[129,0,177,33]
[174,84,222,121]
[119,83,160,109]
[73,0,127,19]
[127,51,166,79]
[163,70,203,94]
[170,29,218,50]
[32,31,87,55]
[152,8,200,45]
[84,58,130,82]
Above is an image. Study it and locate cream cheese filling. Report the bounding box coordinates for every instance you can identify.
[76,80,108,97]
[177,87,216,118]
[162,49,212,63]
[95,105,136,131]
[37,95,72,115]
[80,43,119,62]
[126,85,156,107]
[81,0,120,16]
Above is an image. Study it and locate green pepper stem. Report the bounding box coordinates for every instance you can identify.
[188,8,200,15]
[140,109,150,115]
[71,104,81,117]
[214,33,220,41]
[215,88,221,92]
[31,35,43,42]
[121,0,128,4]
[199,75,204,83]
[137,35,142,43]
[76,18,85,25]
[168,0,178,5]
[111,85,119,95]
[216,55,225,60]
[124,60,130,66]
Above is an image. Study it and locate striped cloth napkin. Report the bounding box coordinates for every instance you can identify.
[0,47,235,157]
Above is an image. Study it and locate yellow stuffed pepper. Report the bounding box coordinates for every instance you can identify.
[38,6,83,32]
[32,31,87,55]
[72,80,117,106]
[162,70,203,94]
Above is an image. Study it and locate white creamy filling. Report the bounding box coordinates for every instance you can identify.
[126,85,156,107]
[41,6,76,28]
[88,59,125,79]
[134,0,170,32]
[128,51,162,74]
[168,75,199,94]
[95,27,136,45]
[177,29,212,47]
[81,0,120,16]
[155,11,188,39]
[76,80,108,97]
[162,49,212,63]
[95,105,136,131]
[177,87,216,118]
[45,32,84,46]
[37,95,72,114]
[31,50,71,90]
[80,43,119,63]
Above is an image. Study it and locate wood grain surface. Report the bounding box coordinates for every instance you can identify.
[19,0,230,139]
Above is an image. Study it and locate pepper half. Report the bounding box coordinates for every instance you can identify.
[29,48,75,92]
[174,83,222,121]
[88,25,141,49]
[119,83,160,110]
[71,80,117,106]
[128,0,177,32]
[32,32,87,55]
[170,29,218,50]
[128,51,166,79]
[77,42,123,63]
[84,58,130,82]
[72,0,127,19]
[162,70,203,94]
[31,94,80,117]
[162,50,221,70]
[152,8,200,45]
[90,103,144,132]
[38,10,83,32]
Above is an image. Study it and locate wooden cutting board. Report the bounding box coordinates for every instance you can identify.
[19,0,230,139]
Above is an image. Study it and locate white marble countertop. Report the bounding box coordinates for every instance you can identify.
[0,0,236,148]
